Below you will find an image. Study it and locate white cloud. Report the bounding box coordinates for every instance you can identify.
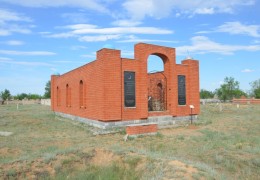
[194,8,214,14]
[0,50,56,56]
[7,24,32,34]
[2,0,108,13]
[216,22,260,37]
[0,29,10,36]
[50,67,57,71]
[1,0,256,23]
[44,24,173,40]
[70,45,88,51]
[72,26,173,35]
[79,35,121,42]
[121,50,134,57]
[241,69,255,73]
[61,13,88,23]
[52,60,75,63]
[252,40,260,44]
[111,20,142,27]
[195,31,211,34]
[0,9,33,36]
[196,21,260,37]
[0,59,52,66]
[0,8,32,23]
[117,35,178,43]
[39,31,51,35]
[63,24,98,30]
[123,0,174,20]
[122,0,255,20]
[177,36,260,55]
[45,32,77,38]
[4,40,24,46]
[80,54,96,58]
[0,57,12,61]
[118,39,177,43]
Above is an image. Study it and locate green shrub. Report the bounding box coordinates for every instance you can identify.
[6,168,17,177]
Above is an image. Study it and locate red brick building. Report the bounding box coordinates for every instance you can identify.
[51,43,200,129]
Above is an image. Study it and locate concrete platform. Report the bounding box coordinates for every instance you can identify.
[55,112,198,130]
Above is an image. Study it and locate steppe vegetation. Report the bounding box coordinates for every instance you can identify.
[0,104,259,179]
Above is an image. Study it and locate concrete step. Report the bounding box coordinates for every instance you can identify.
[148,115,173,122]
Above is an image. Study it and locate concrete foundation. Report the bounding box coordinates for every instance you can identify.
[55,112,198,129]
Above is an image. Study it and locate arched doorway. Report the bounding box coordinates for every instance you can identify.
[147,55,167,111]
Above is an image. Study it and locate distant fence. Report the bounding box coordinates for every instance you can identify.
[232,98,260,105]
[5,99,40,105]
[41,99,51,106]
[3,99,51,106]
[200,99,221,104]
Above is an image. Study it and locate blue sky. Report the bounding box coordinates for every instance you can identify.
[0,0,260,95]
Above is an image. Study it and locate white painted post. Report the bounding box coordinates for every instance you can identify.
[189,105,194,124]
[219,103,223,112]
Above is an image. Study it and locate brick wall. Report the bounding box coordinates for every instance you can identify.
[233,98,260,104]
[148,72,167,111]
[51,43,200,122]
[126,123,158,135]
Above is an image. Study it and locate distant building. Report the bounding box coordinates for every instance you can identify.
[51,43,200,128]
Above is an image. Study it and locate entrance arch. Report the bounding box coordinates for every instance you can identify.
[147,55,164,72]
[134,43,176,117]
[147,55,167,111]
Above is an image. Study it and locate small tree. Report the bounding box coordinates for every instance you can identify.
[28,94,42,100]
[0,89,11,104]
[14,93,28,100]
[233,89,247,98]
[200,89,214,99]
[255,89,260,99]
[250,79,260,98]
[215,77,245,101]
[44,80,51,98]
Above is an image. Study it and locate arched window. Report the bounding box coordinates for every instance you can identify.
[157,82,162,89]
[147,55,164,73]
[66,84,71,107]
[57,86,60,106]
[79,80,84,108]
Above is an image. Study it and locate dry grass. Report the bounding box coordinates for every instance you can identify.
[0,103,259,179]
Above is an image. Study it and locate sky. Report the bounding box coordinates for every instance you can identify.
[0,0,260,96]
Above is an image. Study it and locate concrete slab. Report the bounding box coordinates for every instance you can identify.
[0,131,13,136]
[55,112,198,130]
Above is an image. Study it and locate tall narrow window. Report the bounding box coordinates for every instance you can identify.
[178,75,186,105]
[57,86,60,106]
[124,71,136,107]
[79,80,84,108]
[84,83,87,108]
[69,86,71,107]
[66,84,70,107]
